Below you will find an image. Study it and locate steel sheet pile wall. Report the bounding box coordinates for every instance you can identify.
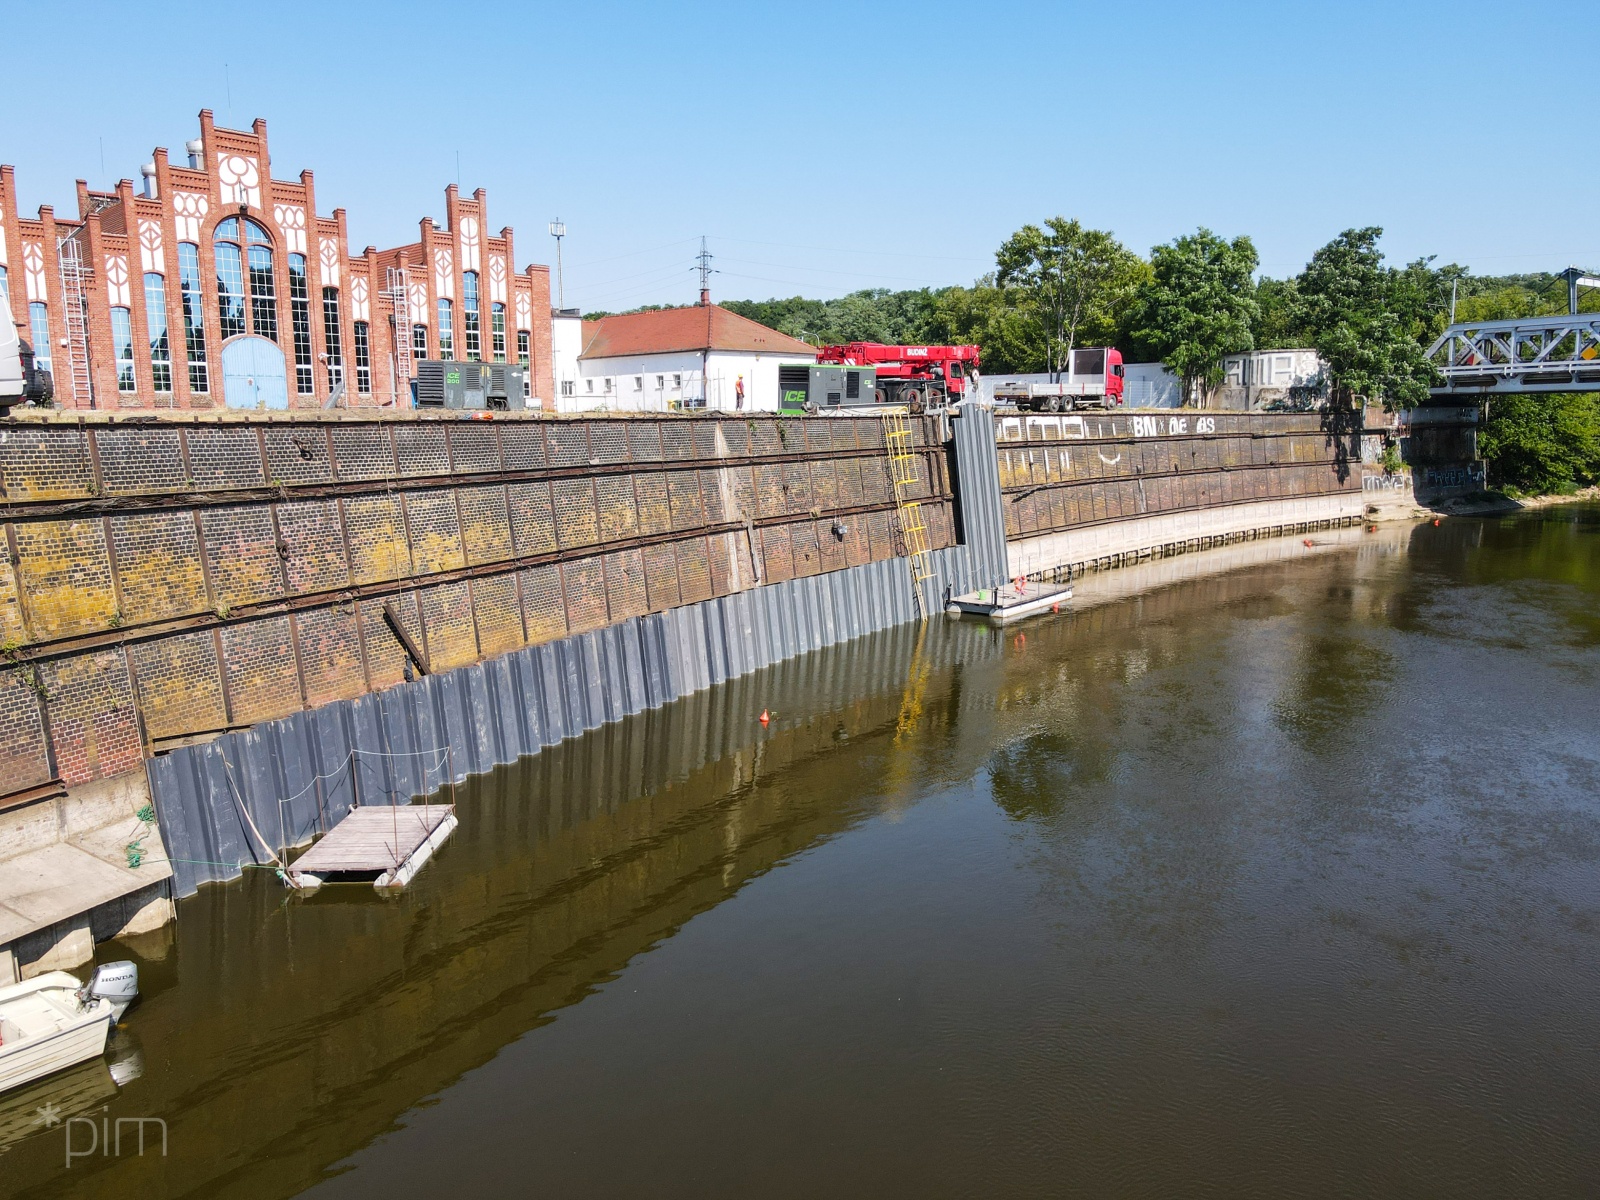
[151,553,935,896]
[944,407,1009,593]
[994,408,1363,573]
[0,410,953,805]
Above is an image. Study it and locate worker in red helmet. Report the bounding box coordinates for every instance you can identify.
[735,374,745,411]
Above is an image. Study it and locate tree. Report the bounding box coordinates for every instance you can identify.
[1291,227,1436,410]
[1127,228,1259,406]
[1252,277,1300,349]
[1479,392,1600,495]
[928,276,1045,375]
[995,218,1144,380]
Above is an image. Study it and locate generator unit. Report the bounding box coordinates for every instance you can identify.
[413,360,527,411]
[778,363,879,414]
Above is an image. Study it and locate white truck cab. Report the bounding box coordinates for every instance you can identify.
[0,293,22,404]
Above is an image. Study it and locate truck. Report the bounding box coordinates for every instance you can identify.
[991,347,1125,412]
[0,293,47,411]
[815,342,981,413]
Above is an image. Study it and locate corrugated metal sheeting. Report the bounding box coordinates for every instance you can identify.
[942,406,1009,594]
[152,553,956,897]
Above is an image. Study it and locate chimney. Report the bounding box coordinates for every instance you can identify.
[699,287,710,307]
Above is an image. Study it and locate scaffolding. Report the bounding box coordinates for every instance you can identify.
[878,407,936,619]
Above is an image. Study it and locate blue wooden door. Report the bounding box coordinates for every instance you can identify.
[222,337,289,410]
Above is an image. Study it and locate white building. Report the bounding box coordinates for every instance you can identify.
[551,302,817,413]
[1215,349,1326,410]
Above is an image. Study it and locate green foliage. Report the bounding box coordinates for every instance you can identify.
[1479,392,1600,495]
[723,288,944,347]
[1448,271,1600,324]
[1126,228,1259,403]
[1380,440,1404,475]
[995,218,1146,379]
[926,277,1044,374]
[707,220,1591,416]
[1291,228,1437,410]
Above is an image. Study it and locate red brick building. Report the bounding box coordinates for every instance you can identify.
[0,111,554,411]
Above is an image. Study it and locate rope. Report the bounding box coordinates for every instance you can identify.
[210,740,457,881]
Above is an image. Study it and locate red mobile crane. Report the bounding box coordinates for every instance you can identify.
[816,342,981,412]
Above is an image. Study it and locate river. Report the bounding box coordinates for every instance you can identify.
[5,505,1599,1199]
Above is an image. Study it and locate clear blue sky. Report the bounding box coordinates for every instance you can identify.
[7,0,1595,313]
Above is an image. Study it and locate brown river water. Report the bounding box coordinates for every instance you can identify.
[3,505,1599,1199]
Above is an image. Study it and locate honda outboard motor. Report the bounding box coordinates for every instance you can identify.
[77,961,139,1021]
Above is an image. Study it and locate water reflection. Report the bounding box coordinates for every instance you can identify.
[7,507,1600,1199]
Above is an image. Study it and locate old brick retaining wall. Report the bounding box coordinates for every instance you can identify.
[0,410,954,805]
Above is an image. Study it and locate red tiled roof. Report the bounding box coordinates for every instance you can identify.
[580,304,817,360]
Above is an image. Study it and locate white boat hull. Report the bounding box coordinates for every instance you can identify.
[0,972,114,1095]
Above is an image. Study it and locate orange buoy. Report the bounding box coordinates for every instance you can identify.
[1051,603,1060,614]
[759,709,770,725]
[1303,538,1314,547]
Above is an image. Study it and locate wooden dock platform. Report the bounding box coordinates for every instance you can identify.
[288,805,456,890]
[946,581,1073,625]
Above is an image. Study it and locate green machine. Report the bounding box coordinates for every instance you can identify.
[778,363,879,414]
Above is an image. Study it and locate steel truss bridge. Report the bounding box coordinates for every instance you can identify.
[1426,268,1600,397]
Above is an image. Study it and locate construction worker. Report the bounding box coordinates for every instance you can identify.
[735,374,745,410]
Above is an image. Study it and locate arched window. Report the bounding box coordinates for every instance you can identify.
[110,307,136,393]
[28,302,52,376]
[322,287,344,390]
[437,298,454,359]
[517,329,530,367]
[213,217,277,341]
[288,254,314,394]
[353,321,371,395]
[143,273,172,393]
[462,270,480,360]
[177,243,209,392]
[491,302,506,362]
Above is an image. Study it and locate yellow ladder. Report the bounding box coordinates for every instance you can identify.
[879,407,936,619]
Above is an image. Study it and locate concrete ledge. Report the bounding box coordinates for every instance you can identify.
[0,769,175,982]
[1007,494,1365,577]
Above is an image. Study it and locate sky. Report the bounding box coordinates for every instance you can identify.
[5,0,1596,314]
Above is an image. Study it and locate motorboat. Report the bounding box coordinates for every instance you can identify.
[0,962,138,1095]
